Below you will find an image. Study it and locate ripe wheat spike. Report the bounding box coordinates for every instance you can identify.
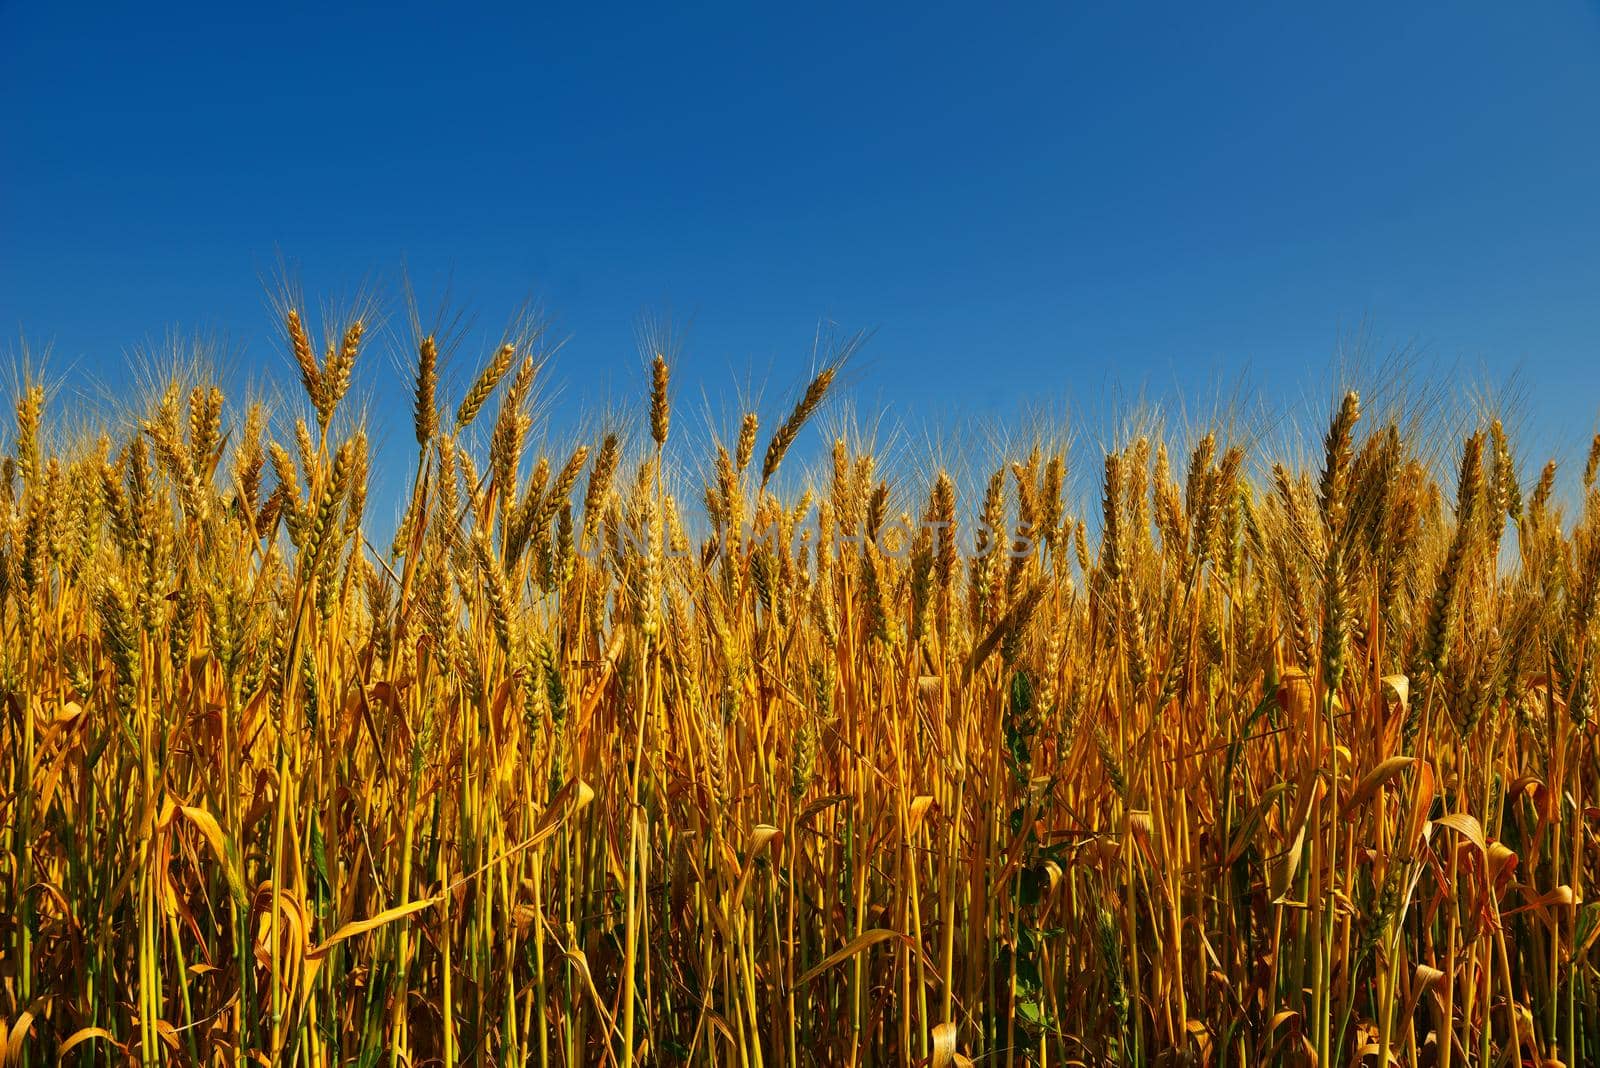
[0,318,1595,1068]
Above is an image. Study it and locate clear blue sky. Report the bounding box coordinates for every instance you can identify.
[4,2,1599,507]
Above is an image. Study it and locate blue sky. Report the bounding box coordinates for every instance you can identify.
[4,2,1599,511]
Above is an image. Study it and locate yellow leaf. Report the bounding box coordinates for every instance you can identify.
[1400,760,1437,854]
[1345,756,1415,812]
[4,1011,33,1065]
[749,823,783,855]
[1270,765,1321,903]
[732,824,784,903]
[180,804,249,909]
[307,896,437,959]
[58,1027,121,1057]
[799,794,850,827]
[1224,781,1289,867]
[1268,1009,1300,1033]
[932,1021,971,1068]
[906,795,936,837]
[1434,812,1487,853]
[528,778,595,850]
[562,940,621,1043]
[1381,674,1409,712]
[794,929,910,988]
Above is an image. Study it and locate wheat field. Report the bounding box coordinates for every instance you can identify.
[0,308,1596,1067]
